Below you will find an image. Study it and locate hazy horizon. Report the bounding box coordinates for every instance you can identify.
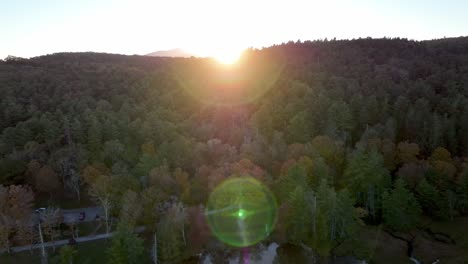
[3,36,468,59]
[2,0,468,60]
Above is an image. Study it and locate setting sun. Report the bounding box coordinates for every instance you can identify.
[189,45,243,65]
[213,50,242,65]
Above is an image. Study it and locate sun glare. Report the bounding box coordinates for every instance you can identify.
[188,45,243,65]
[214,51,241,65]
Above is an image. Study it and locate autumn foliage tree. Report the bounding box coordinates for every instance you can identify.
[35,165,61,195]
[0,185,34,253]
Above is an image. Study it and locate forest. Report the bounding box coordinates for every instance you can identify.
[0,37,468,263]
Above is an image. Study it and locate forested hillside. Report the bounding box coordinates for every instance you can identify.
[1,37,468,263]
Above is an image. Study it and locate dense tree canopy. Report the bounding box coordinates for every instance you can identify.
[1,37,468,262]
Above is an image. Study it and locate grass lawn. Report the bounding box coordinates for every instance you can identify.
[427,217,468,249]
[0,248,43,264]
[420,216,468,263]
[335,217,468,264]
[334,224,411,264]
[0,238,153,264]
[0,240,110,264]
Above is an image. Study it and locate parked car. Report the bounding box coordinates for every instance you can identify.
[79,212,86,221]
[68,238,77,245]
[34,208,47,222]
[35,207,46,213]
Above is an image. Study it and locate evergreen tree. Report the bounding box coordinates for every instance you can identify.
[107,224,144,264]
[286,185,315,244]
[456,170,468,215]
[344,150,391,218]
[327,100,354,138]
[416,178,443,217]
[275,164,310,203]
[383,179,421,231]
[157,212,185,264]
[313,180,358,256]
[134,154,161,177]
[87,117,103,161]
[287,111,313,143]
[71,118,84,144]
[58,245,77,264]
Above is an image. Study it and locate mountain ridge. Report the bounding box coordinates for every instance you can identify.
[146,48,194,58]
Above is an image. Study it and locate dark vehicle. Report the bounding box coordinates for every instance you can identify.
[68,238,77,245]
[79,212,86,221]
[35,208,47,222]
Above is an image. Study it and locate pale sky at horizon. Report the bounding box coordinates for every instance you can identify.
[1,0,467,59]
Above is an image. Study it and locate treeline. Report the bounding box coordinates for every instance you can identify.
[0,37,468,262]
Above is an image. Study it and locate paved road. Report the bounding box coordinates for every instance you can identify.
[0,226,145,254]
[61,207,104,223]
[33,207,104,224]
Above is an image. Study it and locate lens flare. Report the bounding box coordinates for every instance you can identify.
[237,209,246,219]
[205,177,277,247]
[172,55,283,106]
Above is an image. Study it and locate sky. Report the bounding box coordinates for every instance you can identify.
[1,0,467,59]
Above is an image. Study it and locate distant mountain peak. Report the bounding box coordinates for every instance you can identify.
[146,48,194,58]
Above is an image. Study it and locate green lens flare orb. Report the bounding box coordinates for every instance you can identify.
[205,177,277,247]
